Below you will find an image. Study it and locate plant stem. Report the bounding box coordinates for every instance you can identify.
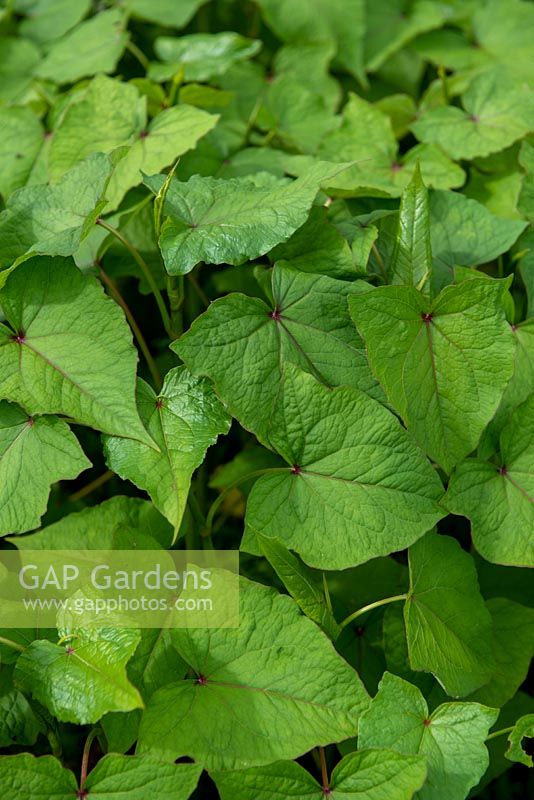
[371,242,388,284]
[68,469,115,503]
[187,271,210,308]
[99,267,162,390]
[486,726,514,741]
[80,728,99,789]
[319,746,329,791]
[125,39,149,70]
[166,275,185,338]
[0,635,25,653]
[96,219,172,337]
[338,593,408,632]
[203,467,290,538]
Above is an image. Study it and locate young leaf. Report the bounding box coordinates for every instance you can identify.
[176,263,382,444]
[14,628,143,724]
[412,70,534,160]
[505,714,534,767]
[214,749,427,800]
[349,280,516,472]
[0,154,114,276]
[444,395,534,567]
[0,257,153,445]
[35,9,128,84]
[391,163,432,293]
[104,367,231,534]
[0,401,90,536]
[359,672,499,800]
[405,532,496,697]
[256,532,340,639]
[243,365,444,569]
[137,576,370,769]
[145,162,353,274]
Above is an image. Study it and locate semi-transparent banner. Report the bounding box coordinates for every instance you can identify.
[0,550,239,628]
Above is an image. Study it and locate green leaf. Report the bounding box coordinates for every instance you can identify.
[391,162,432,293]
[406,532,496,697]
[0,257,153,444]
[349,280,516,472]
[468,598,534,708]
[444,395,534,567]
[273,41,341,112]
[104,367,231,534]
[365,0,446,72]
[150,32,261,83]
[506,714,534,767]
[138,576,370,769]
[0,153,114,274]
[20,0,91,44]
[214,749,427,799]
[359,672,499,800]
[317,93,464,196]
[176,263,382,444]
[429,190,527,292]
[256,0,366,82]
[0,36,41,103]
[0,400,90,536]
[0,685,42,748]
[84,754,201,799]
[9,496,172,550]
[126,0,207,28]
[0,107,44,200]
[14,628,143,724]
[270,206,355,278]
[0,754,77,800]
[243,365,444,569]
[412,70,534,160]
[473,0,534,85]
[256,532,340,639]
[47,75,217,210]
[146,162,352,274]
[0,753,202,800]
[35,9,128,84]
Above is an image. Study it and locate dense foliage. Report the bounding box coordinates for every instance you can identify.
[0,1,533,798]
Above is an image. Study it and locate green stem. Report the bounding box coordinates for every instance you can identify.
[319,746,329,791]
[339,593,408,632]
[0,635,25,653]
[371,242,388,284]
[99,267,163,390]
[80,728,100,789]
[69,469,115,503]
[125,39,149,71]
[97,219,172,337]
[203,468,290,537]
[486,726,514,741]
[166,275,185,338]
